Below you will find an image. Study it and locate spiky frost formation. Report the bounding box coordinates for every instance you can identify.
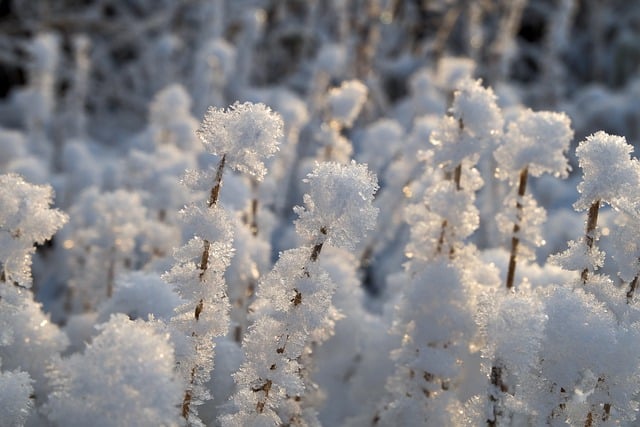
[45,314,181,427]
[574,131,640,211]
[294,160,379,249]
[223,161,378,426]
[431,78,503,171]
[495,109,573,180]
[163,203,233,423]
[0,173,68,286]
[196,101,283,180]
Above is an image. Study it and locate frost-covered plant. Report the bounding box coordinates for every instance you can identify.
[165,101,282,423]
[14,33,59,164]
[550,131,640,284]
[313,80,368,164]
[494,109,573,289]
[222,160,378,426]
[475,287,548,426]
[0,173,68,286]
[431,77,503,189]
[531,286,640,426]
[64,188,169,311]
[0,363,33,427]
[376,154,499,425]
[0,174,68,404]
[45,314,182,427]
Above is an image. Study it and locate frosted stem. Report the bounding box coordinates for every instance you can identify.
[454,163,462,191]
[506,167,528,289]
[487,362,508,427]
[208,154,227,208]
[185,154,227,420]
[581,199,600,284]
[249,198,259,236]
[627,275,639,303]
[200,154,227,279]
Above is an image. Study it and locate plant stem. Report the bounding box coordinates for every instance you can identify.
[184,154,227,421]
[208,154,226,209]
[487,362,508,427]
[627,275,639,303]
[506,167,528,289]
[199,154,227,279]
[581,199,600,284]
[454,163,462,191]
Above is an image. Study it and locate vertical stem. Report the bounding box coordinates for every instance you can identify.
[506,167,528,289]
[627,275,639,303]
[249,198,259,236]
[454,163,462,191]
[200,154,227,280]
[208,154,226,208]
[581,199,600,284]
[487,362,508,427]
[184,154,227,420]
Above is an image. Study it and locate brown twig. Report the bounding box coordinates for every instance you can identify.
[506,167,529,289]
[581,199,600,284]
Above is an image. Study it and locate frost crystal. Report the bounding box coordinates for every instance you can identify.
[495,109,573,180]
[45,314,181,426]
[0,173,68,287]
[431,79,503,171]
[327,80,368,128]
[0,368,33,426]
[197,101,283,181]
[574,131,640,211]
[294,161,379,249]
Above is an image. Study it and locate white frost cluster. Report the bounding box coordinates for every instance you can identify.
[327,79,368,128]
[45,314,181,427]
[0,366,33,427]
[0,173,68,286]
[431,78,503,170]
[495,109,573,180]
[574,131,640,211]
[197,101,283,180]
[294,161,379,249]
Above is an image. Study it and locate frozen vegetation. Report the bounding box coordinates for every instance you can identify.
[1,1,640,426]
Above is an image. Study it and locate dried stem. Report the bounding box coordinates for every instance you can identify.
[183,154,227,421]
[454,163,462,191]
[627,275,639,303]
[106,248,115,298]
[581,199,600,284]
[506,167,528,289]
[309,227,327,263]
[487,363,509,427]
[249,198,259,236]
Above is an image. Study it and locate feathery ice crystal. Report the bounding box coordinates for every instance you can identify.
[0,173,68,286]
[294,160,379,250]
[196,101,283,181]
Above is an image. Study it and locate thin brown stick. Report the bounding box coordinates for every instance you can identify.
[208,154,226,208]
[627,275,639,303]
[506,167,528,289]
[581,199,600,284]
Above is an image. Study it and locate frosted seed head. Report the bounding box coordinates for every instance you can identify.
[0,174,68,286]
[431,79,503,171]
[495,109,573,180]
[294,161,378,250]
[450,78,503,142]
[574,131,640,211]
[327,80,368,128]
[197,102,283,181]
